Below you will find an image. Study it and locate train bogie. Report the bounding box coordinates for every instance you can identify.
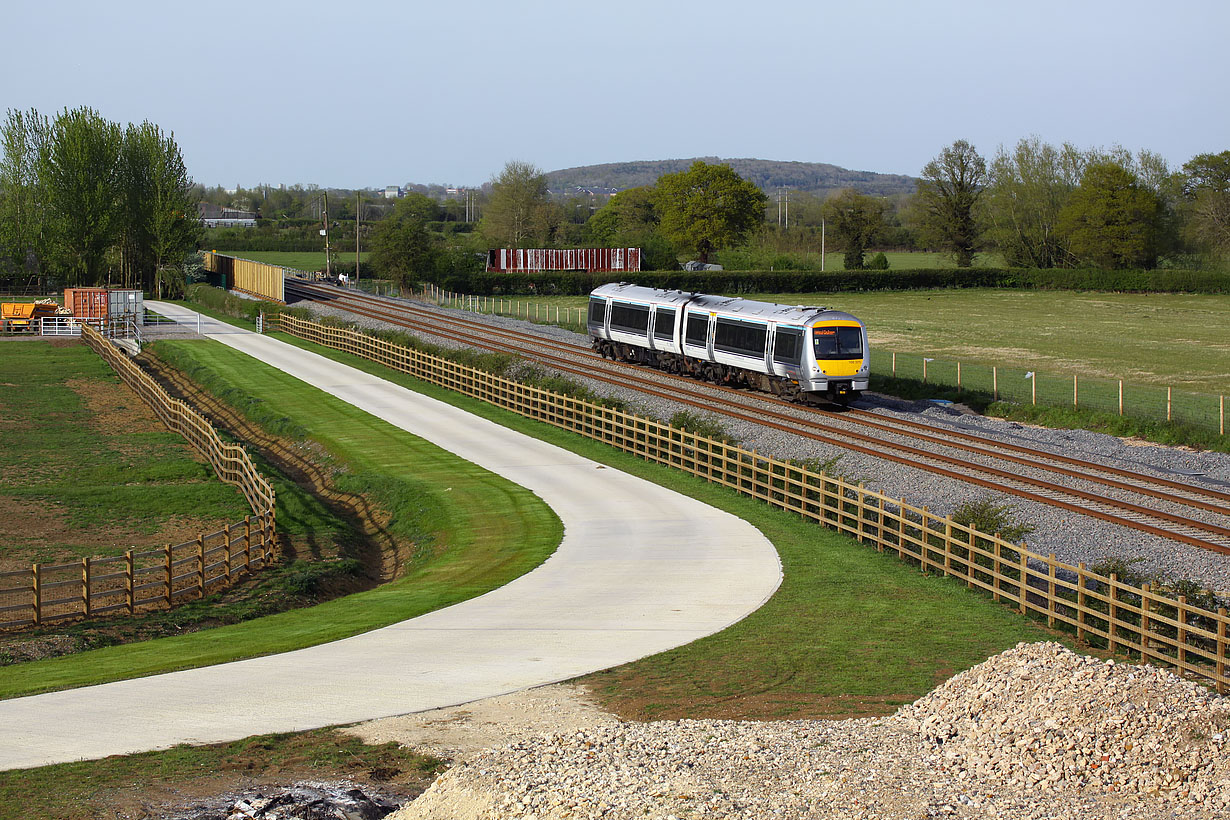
[587,283,869,404]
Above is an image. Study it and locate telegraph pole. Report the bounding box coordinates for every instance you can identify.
[355,192,361,289]
[322,192,332,279]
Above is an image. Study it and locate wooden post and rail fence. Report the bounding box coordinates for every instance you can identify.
[0,324,277,630]
[268,312,1229,693]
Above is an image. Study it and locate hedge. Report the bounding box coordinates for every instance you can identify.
[420,268,1230,297]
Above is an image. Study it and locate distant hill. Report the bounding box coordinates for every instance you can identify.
[545,157,917,198]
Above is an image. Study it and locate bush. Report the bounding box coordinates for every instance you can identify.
[951,497,1035,542]
[669,410,739,443]
[866,252,890,270]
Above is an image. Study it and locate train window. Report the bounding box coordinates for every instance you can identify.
[813,326,863,360]
[588,298,607,326]
[653,307,676,341]
[714,316,767,358]
[773,327,803,364]
[609,301,650,335]
[685,313,708,346]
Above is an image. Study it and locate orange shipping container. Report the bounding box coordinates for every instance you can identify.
[64,288,109,319]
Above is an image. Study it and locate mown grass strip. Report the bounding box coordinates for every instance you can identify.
[0,339,561,699]
[262,327,1069,716]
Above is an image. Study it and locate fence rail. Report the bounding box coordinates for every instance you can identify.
[418,286,1227,439]
[0,326,278,631]
[272,312,1229,692]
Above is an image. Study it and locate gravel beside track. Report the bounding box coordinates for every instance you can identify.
[391,643,1230,820]
[303,295,1230,596]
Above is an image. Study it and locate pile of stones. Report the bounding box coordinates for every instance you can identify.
[900,641,1230,806]
[393,643,1230,820]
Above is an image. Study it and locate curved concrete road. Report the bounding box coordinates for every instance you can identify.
[0,303,780,770]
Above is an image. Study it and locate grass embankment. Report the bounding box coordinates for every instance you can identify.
[0,339,561,699]
[0,341,250,566]
[253,328,1070,719]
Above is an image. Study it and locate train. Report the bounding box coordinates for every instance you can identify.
[587,282,869,404]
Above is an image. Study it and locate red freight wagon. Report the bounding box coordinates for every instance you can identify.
[486,247,641,273]
[63,288,109,319]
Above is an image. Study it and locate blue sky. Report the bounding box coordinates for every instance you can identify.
[6,0,1226,189]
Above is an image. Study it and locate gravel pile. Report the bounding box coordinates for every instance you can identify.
[305,296,1230,595]
[901,642,1230,805]
[391,643,1229,820]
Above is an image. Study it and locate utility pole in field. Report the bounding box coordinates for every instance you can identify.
[355,193,361,290]
[322,192,332,279]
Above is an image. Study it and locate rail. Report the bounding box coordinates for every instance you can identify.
[271,312,1229,693]
[419,285,1227,439]
[0,325,278,630]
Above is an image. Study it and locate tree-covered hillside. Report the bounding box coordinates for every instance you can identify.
[546,157,916,197]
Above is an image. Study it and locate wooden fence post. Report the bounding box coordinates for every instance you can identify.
[82,556,91,616]
[1141,583,1151,661]
[31,564,41,627]
[1108,573,1118,654]
[1177,595,1188,669]
[1046,553,1056,628]
[1218,609,1227,695]
[244,516,252,570]
[165,543,173,606]
[224,523,233,583]
[992,540,1002,602]
[1076,562,1086,644]
[1018,550,1028,614]
[196,536,206,597]
[125,550,135,616]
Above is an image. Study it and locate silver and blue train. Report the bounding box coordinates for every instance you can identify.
[587,282,869,404]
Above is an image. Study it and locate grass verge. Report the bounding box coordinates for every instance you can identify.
[257,326,1073,719]
[0,339,561,699]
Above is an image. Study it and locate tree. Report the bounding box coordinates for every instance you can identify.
[981,137,1084,268]
[584,186,658,246]
[651,161,766,263]
[1179,150,1230,254]
[913,139,986,267]
[0,108,49,278]
[39,107,123,285]
[1056,161,1163,268]
[369,193,440,284]
[820,188,884,269]
[144,125,201,297]
[480,161,549,248]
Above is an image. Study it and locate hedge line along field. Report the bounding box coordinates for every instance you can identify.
[510,288,1230,394]
[0,340,251,569]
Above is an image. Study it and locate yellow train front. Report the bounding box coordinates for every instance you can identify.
[588,284,870,405]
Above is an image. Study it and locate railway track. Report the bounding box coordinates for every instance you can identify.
[285,280,1230,557]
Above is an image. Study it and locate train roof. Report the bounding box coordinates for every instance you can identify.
[590,282,857,325]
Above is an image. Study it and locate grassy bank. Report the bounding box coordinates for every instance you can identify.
[0,341,250,567]
[0,338,561,698]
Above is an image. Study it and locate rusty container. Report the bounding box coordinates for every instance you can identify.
[64,288,109,318]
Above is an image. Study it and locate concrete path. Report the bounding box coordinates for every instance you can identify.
[0,303,780,770]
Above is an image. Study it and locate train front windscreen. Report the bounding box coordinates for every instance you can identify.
[812,326,863,360]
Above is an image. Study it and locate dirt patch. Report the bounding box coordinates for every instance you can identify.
[345,684,621,762]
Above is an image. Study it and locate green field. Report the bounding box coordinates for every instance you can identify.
[215,251,370,272]
[0,342,251,566]
[492,288,1230,394]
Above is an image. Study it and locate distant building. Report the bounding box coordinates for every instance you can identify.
[384,185,402,199]
[198,203,257,228]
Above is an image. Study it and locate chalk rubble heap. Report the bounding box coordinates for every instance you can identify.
[393,642,1230,820]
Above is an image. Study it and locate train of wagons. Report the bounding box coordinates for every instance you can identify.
[587,282,869,404]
